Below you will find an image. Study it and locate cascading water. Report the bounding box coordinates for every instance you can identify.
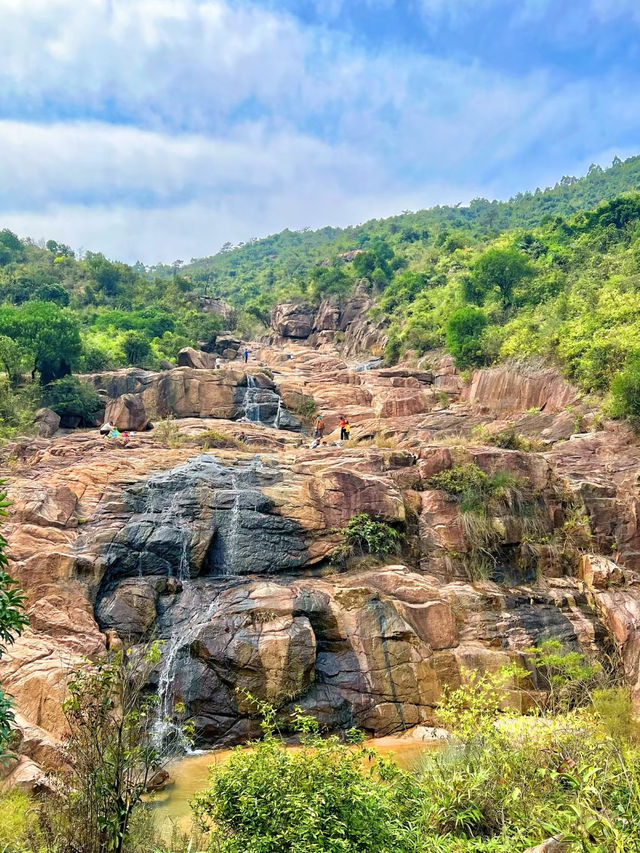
[243,374,263,424]
[152,595,220,753]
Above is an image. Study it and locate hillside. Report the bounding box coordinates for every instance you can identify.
[2,154,640,435]
[172,153,640,317]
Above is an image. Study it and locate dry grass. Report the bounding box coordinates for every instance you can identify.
[152,415,183,448]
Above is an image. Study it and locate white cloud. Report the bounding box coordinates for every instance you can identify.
[0,0,638,262]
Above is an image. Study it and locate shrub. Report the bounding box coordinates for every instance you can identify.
[192,699,418,853]
[197,429,245,450]
[331,512,402,565]
[525,638,604,714]
[0,789,38,850]
[36,645,190,853]
[471,424,539,451]
[152,415,183,448]
[446,307,488,369]
[427,463,489,498]
[418,665,640,851]
[41,375,102,427]
[611,356,640,423]
[427,465,546,579]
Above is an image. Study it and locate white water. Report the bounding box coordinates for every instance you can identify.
[243,374,263,424]
[152,595,219,753]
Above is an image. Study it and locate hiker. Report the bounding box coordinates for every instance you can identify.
[99,421,112,437]
[215,357,221,369]
[339,416,350,442]
[314,414,325,439]
[108,427,121,439]
[243,348,250,364]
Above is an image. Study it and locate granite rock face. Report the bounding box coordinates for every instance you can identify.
[4,339,640,772]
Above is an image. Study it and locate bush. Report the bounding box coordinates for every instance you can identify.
[446,307,487,369]
[427,464,489,498]
[152,415,183,448]
[192,699,418,853]
[427,465,546,579]
[471,423,540,452]
[0,789,38,851]
[331,512,402,565]
[41,376,102,427]
[611,356,640,422]
[197,429,245,450]
[415,665,640,851]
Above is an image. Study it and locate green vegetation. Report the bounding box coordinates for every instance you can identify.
[331,512,402,565]
[193,698,416,853]
[0,485,28,760]
[40,376,102,427]
[2,154,640,433]
[427,464,546,579]
[34,645,191,853]
[6,645,640,852]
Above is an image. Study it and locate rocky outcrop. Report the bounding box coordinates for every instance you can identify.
[270,303,316,339]
[86,366,300,431]
[177,347,218,369]
[466,365,579,414]
[5,340,640,771]
[104,392,149,431]
[268,297,387,356]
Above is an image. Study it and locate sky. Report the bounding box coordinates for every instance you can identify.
[1,0,640,264]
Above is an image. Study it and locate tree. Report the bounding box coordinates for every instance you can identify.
[0,335,24,387]
[122,331,152,366]
[0,229,23,266]
[309,264,351,299]
[41,376,102,427]
[0,302,82,383]
[446,306,488,368]
[0,486,29,759]
[34,283,70,306]
[467,247,535,306]
[85,252,123,297]
[39,645,187,853]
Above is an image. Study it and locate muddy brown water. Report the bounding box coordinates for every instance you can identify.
[150,736,438,834]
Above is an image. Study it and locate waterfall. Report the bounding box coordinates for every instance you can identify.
[152,594,219,753]
[243,374,262,424]
[274,396,283,429]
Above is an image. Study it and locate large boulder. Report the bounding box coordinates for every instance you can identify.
[271,303,316,339]
[32,408,60,438]
[177,347,217,369]
[104,392,149,431]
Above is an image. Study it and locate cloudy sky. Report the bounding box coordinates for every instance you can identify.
[1,0,639,264]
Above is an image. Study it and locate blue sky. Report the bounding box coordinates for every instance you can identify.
[0,0,639,263]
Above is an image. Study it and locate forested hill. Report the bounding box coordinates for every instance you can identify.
[170,153,640,315]
[2,153,640,436]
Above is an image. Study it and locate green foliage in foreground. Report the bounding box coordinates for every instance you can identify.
[40,375,102,426]
[193,700,418,852]
[191,663,640,853]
